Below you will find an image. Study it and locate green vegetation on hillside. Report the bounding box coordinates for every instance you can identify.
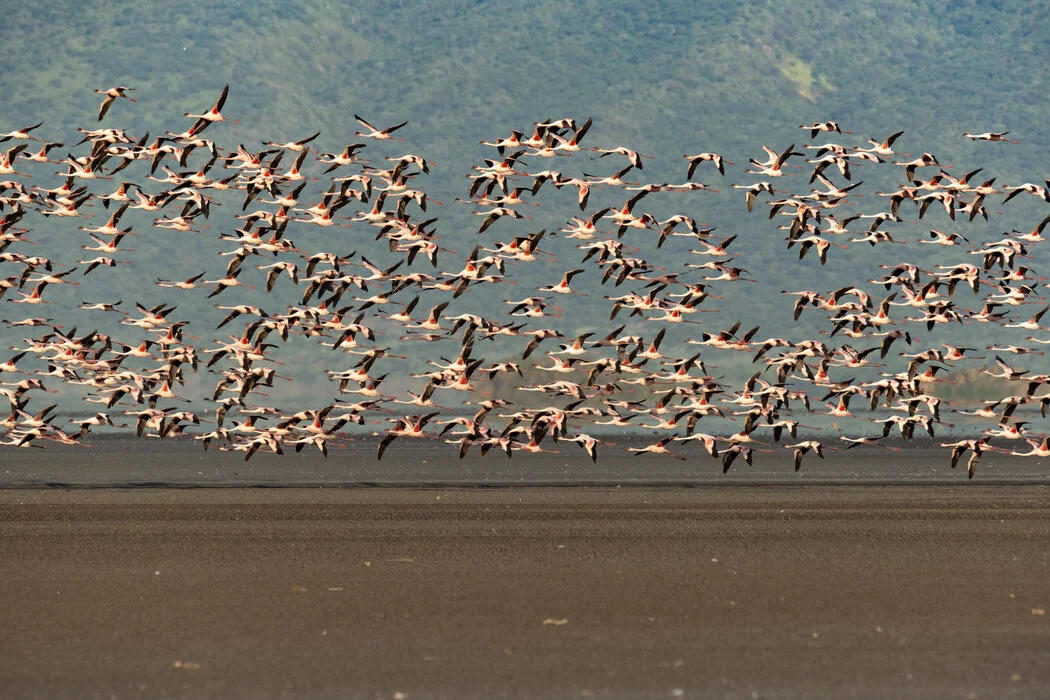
[1,0,1048,417]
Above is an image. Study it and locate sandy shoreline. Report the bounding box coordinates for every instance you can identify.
[2,439,1049,488]
[3,486,1049,699]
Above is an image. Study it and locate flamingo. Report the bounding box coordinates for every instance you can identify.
[183,84,231,133]
[685,152,732,177]
[963,132,1019,144]
[95,87,135,121]
[0,122,44,143]
[377,412,441,460]
[355,115,408,141]
[626,435,684,460]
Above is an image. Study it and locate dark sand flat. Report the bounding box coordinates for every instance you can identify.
[2,439,1048,487]
[3,486,1050,699]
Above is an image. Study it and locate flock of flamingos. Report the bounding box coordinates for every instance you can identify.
[1,85,1049,478]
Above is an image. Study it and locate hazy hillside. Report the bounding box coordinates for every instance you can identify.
[9,1,1048,149]
[1,0,1048,415]
[6,0,1047,269]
